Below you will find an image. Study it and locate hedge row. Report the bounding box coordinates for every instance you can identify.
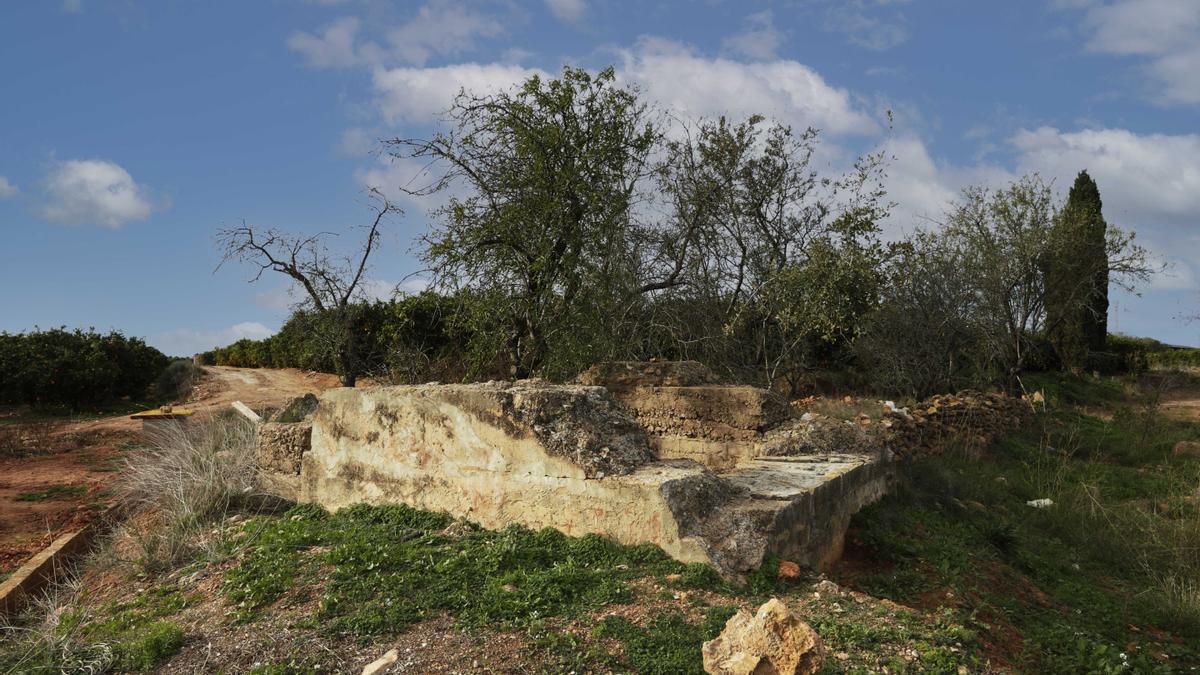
[0,328,170,409]
[200,294,477,383]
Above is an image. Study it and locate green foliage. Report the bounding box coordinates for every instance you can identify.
[113,621,185,672]
[155,358,197,400]
[1147,346,1200,369]
[0,327,169,409]
[201,293,483,382]
[1043,171,1112,370]
[856,231,979,396]
[593,607,735,674]
[223,503,696,635]
[391,66,657,379]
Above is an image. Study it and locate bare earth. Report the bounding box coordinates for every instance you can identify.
[0,367,342,575]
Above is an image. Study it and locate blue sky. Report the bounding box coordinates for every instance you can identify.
[2,0,1199,355]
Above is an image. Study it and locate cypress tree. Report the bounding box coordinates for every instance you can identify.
[1045,170,1108,368]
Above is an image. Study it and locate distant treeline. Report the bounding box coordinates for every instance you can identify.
[199,293,477,383]
[199,291,1176,395]
[0,328,170,409]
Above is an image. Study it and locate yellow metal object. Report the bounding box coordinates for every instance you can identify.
[130,407,195,420]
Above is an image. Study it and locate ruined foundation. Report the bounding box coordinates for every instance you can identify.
[256,363,893,579]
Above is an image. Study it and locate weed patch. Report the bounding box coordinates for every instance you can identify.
[594,607,735,674]
[14,484,87,502]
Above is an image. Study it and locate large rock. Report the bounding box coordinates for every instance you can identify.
[702,598,824,675]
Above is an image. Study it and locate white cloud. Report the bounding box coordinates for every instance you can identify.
[874,136,961,235]
[384,0,503,66]
[367,39,878,137]
[150,321,274,357]
[1149,258,1198,291]
[39,159,156,228]
[1069,0,1200,104]
[615,37,879,136]
[287,16,362,68]
[824,5,910,51]
[722,11,785,61]
[1010,126,1200,227]
[62,0,82,13]
[371,62,546,124]
[0,176,17,199]
[545,0,586,24]
[288,2,504,69]
[338,126,377,155]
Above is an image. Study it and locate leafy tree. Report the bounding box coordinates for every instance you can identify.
[939,174,1151,392]
[855,231,978,397]
[0,328,168,409]
[943,177,1055,392]
[1044,170,1109,367]
[388,66,657,379]
[648,115,889,388]
[216,190,400,386]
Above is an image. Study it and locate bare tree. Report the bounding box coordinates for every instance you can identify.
[216,189,401,386]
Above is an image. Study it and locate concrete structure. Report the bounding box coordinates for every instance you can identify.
[255,365,892,579]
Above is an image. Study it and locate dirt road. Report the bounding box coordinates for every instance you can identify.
[0,367,343,574]
[59,366,344,436]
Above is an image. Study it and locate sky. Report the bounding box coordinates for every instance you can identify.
[2,0,1199,356]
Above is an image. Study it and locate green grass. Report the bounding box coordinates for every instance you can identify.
[223,502,697,633]
[215,501,980,672]
[0,586,194,673]
[593,607,736,674]
[13,484,87,502]
[0,398,173,426]
[844,391,1200,673]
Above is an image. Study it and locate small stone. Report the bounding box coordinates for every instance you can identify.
[1172,441,1200,458]
[361,648,399,675]
[778,560,802,581]
[665,573,683,583]
[812,579,840,595]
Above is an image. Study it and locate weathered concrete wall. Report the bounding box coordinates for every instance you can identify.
[300,383,718,565]
[256,375,894,579]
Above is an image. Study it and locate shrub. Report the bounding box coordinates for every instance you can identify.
[0,328,169,409]
[155,359,197,401]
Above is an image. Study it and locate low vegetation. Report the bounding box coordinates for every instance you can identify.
[842,372,1200,672]
[13,484,87,502]
[118,412,261,574]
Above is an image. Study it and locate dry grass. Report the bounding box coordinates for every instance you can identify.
[0,572,116,675]
[117,412,259,574]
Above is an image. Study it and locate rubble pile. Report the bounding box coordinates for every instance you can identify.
[786,390,1034,460]
[878,390,1034,458]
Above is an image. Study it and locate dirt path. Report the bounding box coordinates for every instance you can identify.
[52,366,343,437]
[0,367,343,575]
